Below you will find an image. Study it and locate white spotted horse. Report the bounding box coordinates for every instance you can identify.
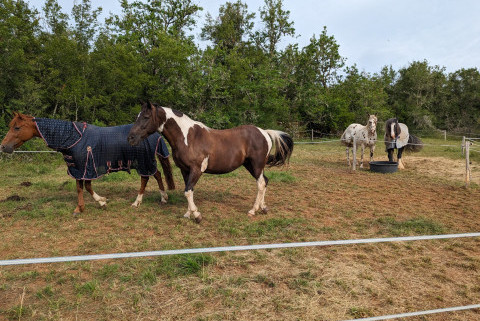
[384,118,423,169]
[0,112,175,215]
[127,101,294,223]
[341,115,378,168]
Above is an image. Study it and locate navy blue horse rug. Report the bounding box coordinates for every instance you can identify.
[34,118,169,180]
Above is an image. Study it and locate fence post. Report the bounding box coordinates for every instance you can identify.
[462,136,466,156]
[444,130,447,141]
[465,140,471,188]
[352,137,357,171]
[311,129,314,141]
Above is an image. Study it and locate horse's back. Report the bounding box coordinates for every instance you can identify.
[200,125,270,174]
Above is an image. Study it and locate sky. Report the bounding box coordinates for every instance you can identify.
[26,0,480,74]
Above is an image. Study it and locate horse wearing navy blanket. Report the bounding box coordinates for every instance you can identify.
[0,113,174,215]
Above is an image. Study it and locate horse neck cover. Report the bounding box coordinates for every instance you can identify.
[34,118,169,180]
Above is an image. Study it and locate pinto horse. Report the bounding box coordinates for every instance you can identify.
[341,114,378,168]
[384,118,423,169]
[127,101,294,223]
[0,112,175,214]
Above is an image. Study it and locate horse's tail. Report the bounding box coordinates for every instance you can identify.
[405,134,423,152]
[265,130,294,167]
[158,156,175,190]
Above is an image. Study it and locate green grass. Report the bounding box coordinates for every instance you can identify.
[375,217,446,236]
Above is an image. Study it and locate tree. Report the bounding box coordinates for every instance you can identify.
[255,0,295,56]
[201,1,255,51]
[301,26,345,89]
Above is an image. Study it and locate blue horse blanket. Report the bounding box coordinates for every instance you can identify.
[34,118,169,180]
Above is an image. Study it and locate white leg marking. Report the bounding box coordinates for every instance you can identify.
[160,190,168,204]
[346,147,350,166]
[131,193,143,207]
[93,192,107,207]
[201,156,209,172]
[184,190,201,220]
[249,173,266,216]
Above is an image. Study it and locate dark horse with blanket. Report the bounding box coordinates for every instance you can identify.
[128,101,293,223]
[384,118,423,169]
[0,112,174,215]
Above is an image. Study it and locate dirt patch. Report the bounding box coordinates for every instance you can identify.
[0,194,26,202]
[404,155,480,185]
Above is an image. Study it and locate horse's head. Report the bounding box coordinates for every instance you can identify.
[387,118,401,140]
[367,114,377,134]
[0,112,38,154]
[128,101,167,146]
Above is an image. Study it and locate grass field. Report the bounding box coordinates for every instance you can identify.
[0,137,479,320]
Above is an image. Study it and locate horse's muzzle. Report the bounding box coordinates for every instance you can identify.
[0,144,14,154]
[127,134,140,146]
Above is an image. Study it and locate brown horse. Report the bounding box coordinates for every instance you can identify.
[127,101,293,223]
[0,112,175,215]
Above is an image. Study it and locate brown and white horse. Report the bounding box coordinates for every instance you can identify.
[341,115,378,168]
[0,112,175,215]
[127,101,294,223]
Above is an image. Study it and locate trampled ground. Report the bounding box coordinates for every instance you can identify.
[0,139,479,320]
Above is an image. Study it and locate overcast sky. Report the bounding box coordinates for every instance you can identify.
[27,0,480,74]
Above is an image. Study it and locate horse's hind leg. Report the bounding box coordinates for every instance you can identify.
[132,176,149,207]
[244,161,268,216]
[73,180,85,215]
[153,170,168,204]
[84,180,107,208]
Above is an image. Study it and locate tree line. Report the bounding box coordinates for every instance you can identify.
[1,0,479,136]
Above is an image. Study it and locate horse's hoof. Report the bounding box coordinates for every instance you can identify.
[99,201,107,207]
[247,210,255,217]
[160,199,167,204]
[261,207,268,214]
[131,203,139,208]
[194,214,202,224]
[184,211,191,219]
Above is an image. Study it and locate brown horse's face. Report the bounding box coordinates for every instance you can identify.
[128,102,166,146]
[0,113,37,154]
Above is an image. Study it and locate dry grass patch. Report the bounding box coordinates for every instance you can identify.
[0,139,479,320]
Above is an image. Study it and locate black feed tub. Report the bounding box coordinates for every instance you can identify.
[369,161,398,173]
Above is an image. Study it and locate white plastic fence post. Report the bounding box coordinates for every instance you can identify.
[311,129,314,141]
[462,136,466,156]
[465,141,471,188]
[444,130,447,141]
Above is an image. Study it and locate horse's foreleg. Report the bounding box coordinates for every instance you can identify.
[370,145,375,162]
[397,147,405,169]
[182,169,202,223]
[153,171,168,204]
[73,180,85,215]
[387,149,395,162]
[132,176,149,207]
[346,147,350,167]
[84,180,107,207]
[360,145,365,168]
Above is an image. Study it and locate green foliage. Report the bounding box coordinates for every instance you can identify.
[0,0,478,135]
